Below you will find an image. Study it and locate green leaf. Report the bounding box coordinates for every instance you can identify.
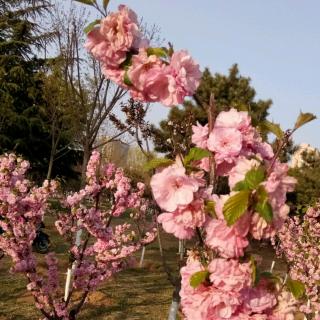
[103,0,110,10]
[144,158,174,171]
[286,278,305,299]
[254,185,273,223]
[294,112,316,130]
[233,180,250,191]
[189,270,210,288]
[84,19,101,34]
[223,190,251,226]
[205,200,216,218]
[255,201,273,223]
[123,71,132,86]
[256,185,269,203]
[259,120,284,139]
[147,47,168,58]
[184,147,211,166]
[74,0,95,5]
[232,167,265,192]
[245,167,266,190]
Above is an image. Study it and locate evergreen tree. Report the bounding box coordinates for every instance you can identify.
[289,150,320,212]
[0,1,79,179]
[0,1,52,174]
[152,64,272,156]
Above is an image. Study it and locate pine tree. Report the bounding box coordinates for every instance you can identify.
[0,1,64,177]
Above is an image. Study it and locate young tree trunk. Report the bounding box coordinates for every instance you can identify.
[81,143,91,186]
[46,152,54,180]
[168,279,181,320]
[64,142,90,301]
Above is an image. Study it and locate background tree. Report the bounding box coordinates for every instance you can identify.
[0,0,79,180]
[289,149,320,212]
[52,4,158,186]
[152,64,272,156]
[41,58,82,180]
[50,6,124,185]
[0,0,53,174]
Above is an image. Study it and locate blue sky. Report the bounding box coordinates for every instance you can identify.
[78,0,320,147]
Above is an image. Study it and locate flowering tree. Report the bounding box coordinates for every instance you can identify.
[153,109,311,319]
[82,1,317,319]
[0,151,156,319]
[277,203,320,318]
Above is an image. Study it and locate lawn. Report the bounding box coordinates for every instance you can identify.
[0,216,285,320]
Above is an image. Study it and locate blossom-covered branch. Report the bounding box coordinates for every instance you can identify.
[85,5,201,107]
[0,152,156,319]
[150,108,306,319]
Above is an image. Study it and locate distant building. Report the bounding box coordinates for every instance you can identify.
[101,139,130,167]
[290,143,320,168]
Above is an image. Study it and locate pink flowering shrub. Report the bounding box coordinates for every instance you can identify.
[0,152,156,319]
[85,5,201,107]
[0,154,57,274]
[277,203,320,317]
[150,108,308,319]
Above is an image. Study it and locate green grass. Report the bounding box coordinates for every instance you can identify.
[0,217,285,320]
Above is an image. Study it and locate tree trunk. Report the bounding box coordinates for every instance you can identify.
[46,152,54,180]
[81,143,91,187]
[168,279,181,320]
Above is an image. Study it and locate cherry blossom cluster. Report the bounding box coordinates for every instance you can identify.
[52,151,156,317]
[85,5,201,106]
[151,108,299,319]
[0,153,57,273]
[180,254,297,320]
[0,151,156,320]
[0,154,63,318]
[277,203,320,316]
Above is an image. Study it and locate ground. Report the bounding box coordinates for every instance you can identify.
[0,217,285,320]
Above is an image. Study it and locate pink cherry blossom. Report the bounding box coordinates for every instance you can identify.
[215,108,251,131]
[100,5,141,52]
[157,199,206,239]
[241,284,277,314]
[128,49,170,103]
[250,212,275,240]
[204,194,250,258]
[270,290,297,320]
[84,6,201,107]
[192,122,209,149]
[208,258,252,292]
[205,217,249,258]
[180,258,242,320]
[85,28,127,69]
[169,50,201,94]
[277,205,320,314]
[128,49,201,107]
[207,127,242,164]
[150,164,199,212]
